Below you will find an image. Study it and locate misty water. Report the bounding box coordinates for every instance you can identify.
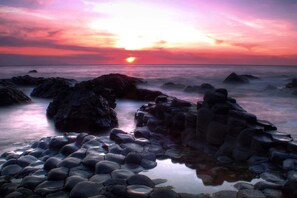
[0,64,296,193]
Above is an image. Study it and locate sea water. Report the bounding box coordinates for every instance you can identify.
[0,64,296,193]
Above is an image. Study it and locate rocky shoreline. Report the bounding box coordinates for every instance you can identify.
[1,73,297,197]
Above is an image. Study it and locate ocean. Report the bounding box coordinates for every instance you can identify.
[0,64,296,193]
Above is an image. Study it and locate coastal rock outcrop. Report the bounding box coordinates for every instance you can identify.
[47,88,117,132]
[31,77,74,99]
[286,78,297,89]
[0,86,31,106]
[184,83,215,93]
[10,75,46,86]
[223,72,259,84]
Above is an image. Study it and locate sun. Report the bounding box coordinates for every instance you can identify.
[126,56,136,63]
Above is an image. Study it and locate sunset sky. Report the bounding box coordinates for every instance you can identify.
[0,0,297,65]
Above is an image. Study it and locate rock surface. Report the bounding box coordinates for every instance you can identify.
[0,86,31,106]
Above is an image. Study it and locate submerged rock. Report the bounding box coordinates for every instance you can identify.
[0,86,31,106]
[223,72,258,84]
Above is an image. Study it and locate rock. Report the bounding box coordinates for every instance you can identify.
[89,174,111,185]
[31,77,73,99]
[162,82,185,90]
[125,152,142,165]
[111,169,134,180]
[236,128,256,148]
[60,143,79,155]
[234,182,254,190]
[254,181,282,190]
[46,191,69,198]
[155,95,168,104]
[47,167,69,180]
[232,147,253,162]
[150,188,179,198]
[5,191,24,198]
[48,136,69,151]
[65,176,87,190]
[283,178,297,198]
[134,127,151,139]
[171,98,192,107]
[35,180,64,196]
[47,88,117,132]
[82,154,104,169]
[69,181,102,198]
[121,143,144,154]
[184,83,214,93]
[206,121,227,146]
[28,70,38,73]
[10,75,45,86]
[105,153,125,164]
[286,78,297,88]
[223,73,249,84]
[212,190,237,198]
[251,134,274,155]
[127,174,155,188]
[260,171,285,184]
[20,176,46,190]
[134,88,164,101]
[69,165,93,178]
[95,160,120,174]
[196,108,213,138]
[44,157,61,171]
[236,189,265,198]
[0,86,31,106]
[1,164,22,176]
[58,157,81,168]
[262,189,284,198]
[127,185,153,197]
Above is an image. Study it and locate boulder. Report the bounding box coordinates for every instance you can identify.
[223,73,250,84]
[69,181,102,198]
[28,70,38,73]
[206,121,227,146]
[237,189,265,198]
[10,75,45,86]
[184,83,215,93]
[47,88,118,132]
[196,108,213,138]
[283,178,297,198]
[0,86,31,106]
[31,77,73,98]
[286,78,297,88]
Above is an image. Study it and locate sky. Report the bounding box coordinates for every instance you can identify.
[0,0,297,65]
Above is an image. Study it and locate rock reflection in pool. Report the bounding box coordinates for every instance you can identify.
[141,159,262,194]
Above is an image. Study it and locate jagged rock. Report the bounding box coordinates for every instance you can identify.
[0,86,31,106]
[47,88,117,132]
[10,75,45,86]
[223,73,252,84]
[31,77,73,98]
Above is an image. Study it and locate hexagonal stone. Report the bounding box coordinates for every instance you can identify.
[69,181,102,198]
[82,154,104,169]
[18,155,38,165]
[125,152,142,165]
[48,167,69,180]
[213,190,237,198]
[1,164,22,176]
[89,174,111,185]
[105,153,125,164]
[35,180,64,196]
[111,169,134,180]
[49,136,69,150]
[65,175,87,190]
[127,174,155,188]
[20,175,46,190]
[69,148,87,159]
[58,157,81,168]
[61,143,79,155]
[149,188,179,198]
[44,157,61,171]
[95,160,120,174]
[69,166,93,178]
[127,185,153,198]
[46,190,69,198]
[237,189,265,198]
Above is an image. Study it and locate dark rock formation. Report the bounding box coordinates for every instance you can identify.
[286,78,297,88]
[47,88,117,132]
[10,75,45,86]
[0,86,31,106]
[161,82,185,89]
[223,73,258,84]
[31,77,74,99]
[28,70,38,73]
[184,83,215,93]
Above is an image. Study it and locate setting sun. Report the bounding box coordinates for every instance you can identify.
[126,56,136,63]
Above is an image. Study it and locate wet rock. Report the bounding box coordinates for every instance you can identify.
[28,70,37,73]
[141,159,157,169]
[69,165,93,178]
[95,160,120,174]
[207,121,227,146]
[31,77,73,99]
[283,178,297,198]
[69,148,87,159]
[234,182,254,190]
[149,188,179,198]
[283,159,297,171]
[82,154,104,169]
[69,181,102,198]
[10,75,45,86]
[134,127,151,139]
[58,157,81,168]
[196,108,213,138]
[89,174,111,185]
[251,134,274,155]
[47,167,68,180]
[111,169,134,180]
[171,98,192,108]
[256,120,277,131]
[0,86,31,106]
[127,185,153,197]
[262,189,284,198]
[61,143,79,155]
[44,157,61,171]
[121,143,144,154]
[34,180,64,196]
[105,153,125,164]
[5,191,24,198]
[65,175,87,190]
[286,78,297,88]
[47,88,117,133]
[162,82,185,90]
[260,171,285,184]
[20,176,46,190]
[127,174,155,188]
[237,189,265,198]
[212,190,237,198]
[125,152,142,165]
[184,83,215,93]
[1,164,22,176]
[46,191,69,198]
[232,147,253,162]
[223,73,249,84]
[155,95,168,104]
[135,88,164,101]
[254,181,282,190]
[48,136,69,151]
